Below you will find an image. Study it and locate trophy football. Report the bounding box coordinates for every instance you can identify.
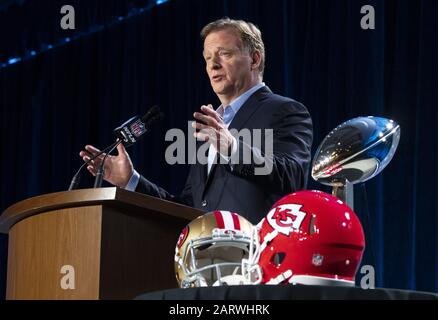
[311,116,401,209]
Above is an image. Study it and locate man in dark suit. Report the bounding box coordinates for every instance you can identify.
[80,18,313,224]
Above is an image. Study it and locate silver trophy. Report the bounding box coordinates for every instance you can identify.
[311,116,401,209]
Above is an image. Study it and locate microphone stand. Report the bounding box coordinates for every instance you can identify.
[68,140,119,190]
[93,139,123,188]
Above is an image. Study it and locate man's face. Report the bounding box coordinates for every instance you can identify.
[203,29,253,100]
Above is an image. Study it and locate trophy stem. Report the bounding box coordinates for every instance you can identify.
[332,180,354,210]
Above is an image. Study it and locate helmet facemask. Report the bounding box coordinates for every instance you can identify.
[177,225,261,288]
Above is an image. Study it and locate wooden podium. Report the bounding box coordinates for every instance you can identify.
[0,187,202,300]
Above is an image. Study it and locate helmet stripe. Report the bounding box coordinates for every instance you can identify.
[231,212,241,230]
[214,211,225,229]
[219,211,235,230]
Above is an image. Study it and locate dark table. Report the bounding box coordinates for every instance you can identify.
[136,284,438,300]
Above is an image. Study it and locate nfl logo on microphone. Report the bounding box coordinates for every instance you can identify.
[130,119,146,138]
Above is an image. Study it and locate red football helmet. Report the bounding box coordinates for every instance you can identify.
[257,190,365,286]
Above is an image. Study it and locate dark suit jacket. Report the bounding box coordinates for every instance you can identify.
[136,86,313,224]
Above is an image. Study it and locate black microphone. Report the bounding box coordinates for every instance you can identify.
[68,105,164,190]
[114,105,161,148]
[93,106,164,188]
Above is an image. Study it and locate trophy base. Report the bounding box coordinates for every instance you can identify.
[332,180,354,210]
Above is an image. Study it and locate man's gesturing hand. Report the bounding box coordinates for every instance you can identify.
[79,143,134,188]
[192,104,235,156]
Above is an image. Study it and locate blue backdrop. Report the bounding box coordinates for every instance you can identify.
[1,0,437,298]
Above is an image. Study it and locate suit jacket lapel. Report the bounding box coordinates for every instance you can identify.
[202,86,273,193]
[228,86,272,131]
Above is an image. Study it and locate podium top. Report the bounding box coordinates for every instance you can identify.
[0,187,203,233]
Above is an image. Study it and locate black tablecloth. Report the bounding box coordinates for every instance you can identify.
[136,284,438,300]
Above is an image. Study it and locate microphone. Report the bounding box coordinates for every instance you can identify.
[114,105,161,147]
[68,105,164,190]
[93,106,164,188]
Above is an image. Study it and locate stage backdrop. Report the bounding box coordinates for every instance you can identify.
[1,0,437,298]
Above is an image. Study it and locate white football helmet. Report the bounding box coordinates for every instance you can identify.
[174,210,261,288]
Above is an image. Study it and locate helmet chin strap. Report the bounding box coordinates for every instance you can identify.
[266,269,293,285]
[212,275,251,286]
[260,230,279,252]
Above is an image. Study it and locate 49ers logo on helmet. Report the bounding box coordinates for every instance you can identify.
[176,226,189,249]
[267,204,307,235]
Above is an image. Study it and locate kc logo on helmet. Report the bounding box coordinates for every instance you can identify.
[267,204,307,235]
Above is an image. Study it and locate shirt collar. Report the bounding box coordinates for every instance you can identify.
[217,82,265,125]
